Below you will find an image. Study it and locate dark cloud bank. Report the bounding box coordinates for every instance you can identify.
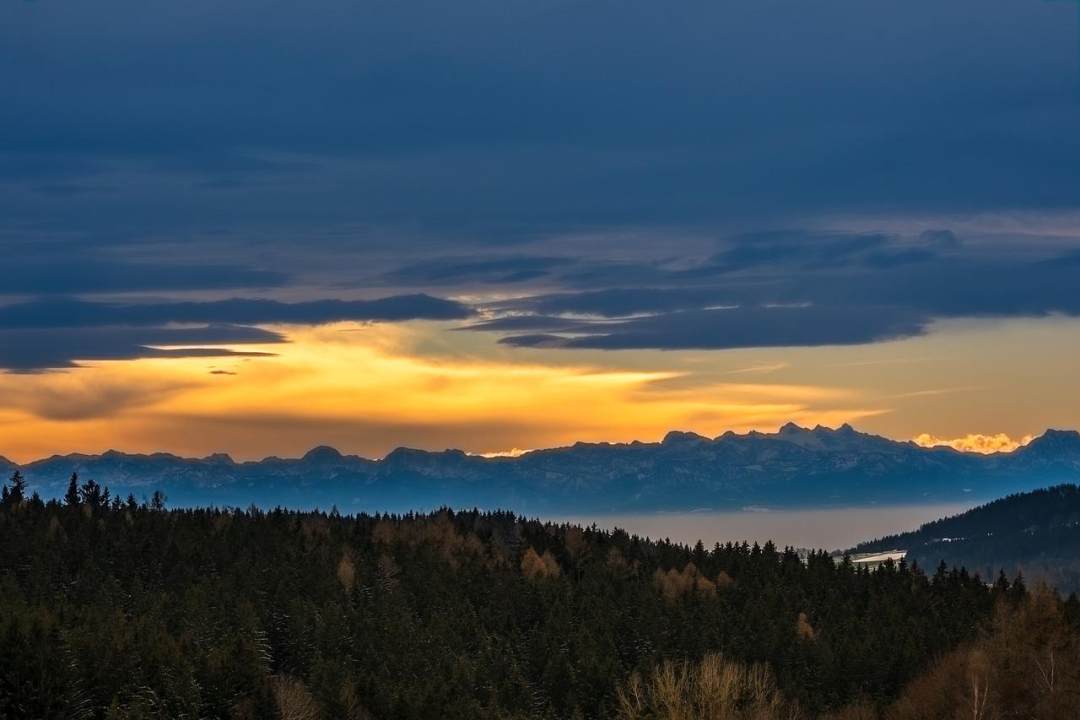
[2,0,1080,369]
[4,227,1080,369]
[2,224,1080,369]
[2,0,1077,233]
[456,231,1080,351]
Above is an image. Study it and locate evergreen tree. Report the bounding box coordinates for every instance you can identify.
[994,569,1011,595]
[64,473,80,507]
[5,470,27,505]
[1009,572,1028,602]
[79,477,103,507]
[1066,593,1080,630]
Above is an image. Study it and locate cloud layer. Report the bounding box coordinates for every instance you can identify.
[0,296,473,329]
[3,0,1079,365]
[2,0,1078,237]
[0,296,472,369]
[459,231,1080,350]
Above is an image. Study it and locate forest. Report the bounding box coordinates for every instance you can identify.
[2,471,1079,719]
[855,484,1080,593]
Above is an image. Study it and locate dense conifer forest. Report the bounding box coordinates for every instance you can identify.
[2,472,1079,719]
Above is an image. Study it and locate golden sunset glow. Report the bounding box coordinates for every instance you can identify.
[1,315,1079,463]
[0,321,886,462]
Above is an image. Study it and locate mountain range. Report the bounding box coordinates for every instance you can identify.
[5,424,1080,513]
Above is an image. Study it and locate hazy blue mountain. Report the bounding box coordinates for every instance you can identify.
[7,425,1080,514]
[854,483,1080,592]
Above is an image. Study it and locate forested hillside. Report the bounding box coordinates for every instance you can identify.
[855,484,1080,592]
[1,472,1078,719]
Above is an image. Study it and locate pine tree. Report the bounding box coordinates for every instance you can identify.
[993,569,1010,595]
[64,473,81,507]
[6,470,27,505]
[1065,592,1080,629]
[79,477,103,507]
[1009,572,1027,602]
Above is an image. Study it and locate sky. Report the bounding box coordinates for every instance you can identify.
[2,0,1080,461]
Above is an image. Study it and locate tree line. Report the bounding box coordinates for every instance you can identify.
[1,471,1077,719]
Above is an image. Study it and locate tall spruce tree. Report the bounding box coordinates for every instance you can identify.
[64,473,80,507]
[6,470,27,505]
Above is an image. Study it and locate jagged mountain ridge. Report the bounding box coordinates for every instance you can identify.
[5,424,1080,513]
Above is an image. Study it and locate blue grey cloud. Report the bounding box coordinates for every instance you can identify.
[682,232,894,277]
[0,258,287,296]
[0,295,473,369]
[1,0,1076,238]
[381,257,575,286]
[498,305,927,351]
[0,326,281,372]
[0,295,474,329]
[459,315,594,334]
[492,288,736,318]
[474,231,1080,350]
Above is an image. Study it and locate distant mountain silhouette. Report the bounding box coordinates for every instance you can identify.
[854,483,1080,592]
[6,425,1080,513]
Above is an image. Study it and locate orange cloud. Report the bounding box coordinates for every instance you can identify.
[474,448,532,458]
[911,432,1033,454]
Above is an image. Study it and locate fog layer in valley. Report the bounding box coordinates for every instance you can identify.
[554,503,976,551]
